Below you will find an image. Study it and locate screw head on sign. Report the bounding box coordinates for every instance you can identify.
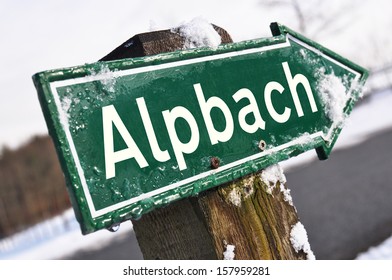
[210,157,220,169]
[258,140,266,151]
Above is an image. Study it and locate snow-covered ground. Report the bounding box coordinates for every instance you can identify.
[0,209,134,260]
[1,88,391,260]
[356,235,392,260]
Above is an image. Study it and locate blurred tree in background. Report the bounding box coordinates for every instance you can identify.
[0,136,70,238]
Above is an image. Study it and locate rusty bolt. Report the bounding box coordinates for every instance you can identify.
[210,157,220,169]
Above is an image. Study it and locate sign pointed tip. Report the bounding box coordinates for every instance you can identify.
[316,146,330,161]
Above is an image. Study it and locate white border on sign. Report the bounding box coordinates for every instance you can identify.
[50,34,361,219]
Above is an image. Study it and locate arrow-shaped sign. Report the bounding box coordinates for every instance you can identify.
[33,23,368,234]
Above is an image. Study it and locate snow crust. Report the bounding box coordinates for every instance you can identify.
[223,244,235,260]
[58,96,72,130]
[280,184,294,207]
[227,188,242,207]
[61,96,72,114]
[290,222,316,260]
[316,69,350,125]
[260,164,287,190]
[260,164,294,206]
[172,17,221,49]
[89,64,117,93]
[227,176,254,207]
[292,132,313,146]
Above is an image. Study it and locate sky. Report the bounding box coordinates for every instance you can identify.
[1,0,392,150]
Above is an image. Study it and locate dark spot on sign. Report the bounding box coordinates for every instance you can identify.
[210,157,220,169]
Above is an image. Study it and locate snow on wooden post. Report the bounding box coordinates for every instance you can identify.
[195,165,314,260]
[100,20,312,260]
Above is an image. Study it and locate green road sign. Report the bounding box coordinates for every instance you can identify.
[33,23,367,234]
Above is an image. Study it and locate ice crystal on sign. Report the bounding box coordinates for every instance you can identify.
[316,69,350,125]
[172,17,221,50]
[290,222,316,260]
[58,95,73,130]
[89,64,117,93]
[61,96,72,113]
[293,132,312,146]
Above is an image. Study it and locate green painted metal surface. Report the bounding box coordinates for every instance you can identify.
[33,23,367,234]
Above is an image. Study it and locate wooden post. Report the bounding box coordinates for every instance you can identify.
[197,173,307,259]
[101,25,309,260]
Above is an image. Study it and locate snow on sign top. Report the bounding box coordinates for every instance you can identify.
[33,22,368,234]
[172,17,222,49]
